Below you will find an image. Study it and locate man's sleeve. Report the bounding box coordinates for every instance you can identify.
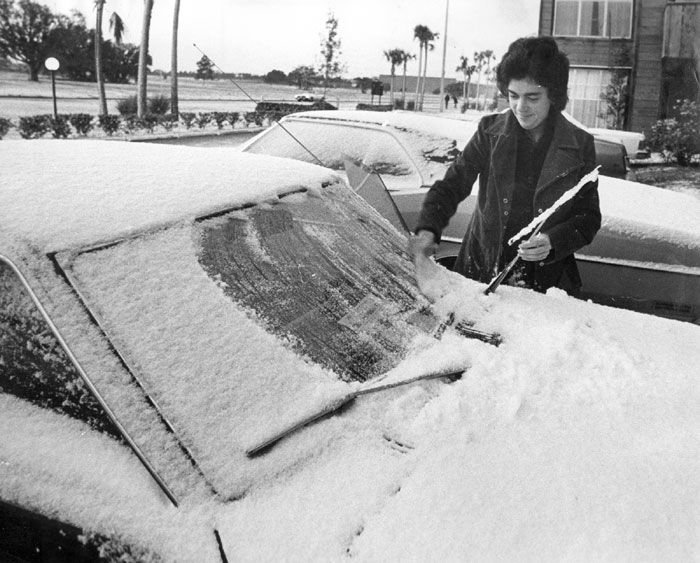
[545,134,602,262]
[415,120,487,242]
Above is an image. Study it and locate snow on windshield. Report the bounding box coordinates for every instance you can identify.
[60,185,479,499]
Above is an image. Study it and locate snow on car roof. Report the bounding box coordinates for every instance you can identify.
[0,140,340,253]
[287,109,478,144]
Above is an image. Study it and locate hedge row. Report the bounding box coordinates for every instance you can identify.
[0,111,279,141]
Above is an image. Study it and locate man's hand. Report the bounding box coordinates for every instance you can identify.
[408,230,443,301]
[518,233,552,262]
[408,230,437,262]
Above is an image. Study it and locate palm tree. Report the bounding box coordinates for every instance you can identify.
[456,55,475,107]
[94,0,107,116]
[473,51,485,110]
[400,51,414,106]
[170,0,180,116]
[137,0,155,118]
[421,41,437,109]
[417,27,438,110]
[383,48,404,106]
[413,25,427,110]
[94,1,123,116]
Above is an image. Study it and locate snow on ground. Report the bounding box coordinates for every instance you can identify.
[1,139,699,561]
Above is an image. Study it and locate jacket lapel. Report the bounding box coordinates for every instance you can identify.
[486,111,518,200]
[536,113,583,193]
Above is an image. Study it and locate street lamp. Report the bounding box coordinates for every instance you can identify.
[44,57,60,119]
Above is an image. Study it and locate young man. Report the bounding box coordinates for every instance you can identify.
[410,36,601,295]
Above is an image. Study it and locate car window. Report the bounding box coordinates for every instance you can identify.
[55,185,449,497]
[243,120,422,190]
[0,259,121,440]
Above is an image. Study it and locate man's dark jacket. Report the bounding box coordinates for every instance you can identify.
[417,110,601,293]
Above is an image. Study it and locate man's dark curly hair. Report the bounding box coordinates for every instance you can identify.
[496,36,570,112]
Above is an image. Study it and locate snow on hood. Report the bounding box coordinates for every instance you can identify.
[0,140,340,252]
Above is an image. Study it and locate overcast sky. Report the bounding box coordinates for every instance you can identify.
[45,0,540,78]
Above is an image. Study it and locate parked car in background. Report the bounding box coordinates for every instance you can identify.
[1,140,697,562]
[240,110,700,323]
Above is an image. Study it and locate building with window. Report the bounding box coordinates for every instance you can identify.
[539,0,699,134]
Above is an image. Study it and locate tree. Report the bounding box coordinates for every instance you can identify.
[400,51,414,104]
[195,54,214,80]
[264,69,287,84]
[94,1,122,115]
[473,49,495,110]
[136,0,154,118]
[383,48,404,105]
[319,13,343,93]
[289,65,317,90]
[0,0,63,81]
[456,55,476,105]
[413,25,438,110]
[170,0,180,116]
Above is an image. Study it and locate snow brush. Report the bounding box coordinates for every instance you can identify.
[245,367,465,457]
[484,166,600,295]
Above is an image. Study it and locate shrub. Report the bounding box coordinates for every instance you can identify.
[226,112,240,128]
[646,99,700,166]
[393,99,405,109]
[18,115,51,139]
[211,112,228,129]
[406,100,415,111]
[139,114,159,133]
[0,117,13,139]
[99,114,121,135]
[179,112,196,129]
[148,95,170,115]
[244,111,263,127]
[355,103,393,112]
[49,115,71,138]
[68,113,94,136]
[116,96,138,116]
[195,112,212,129]
[158,114,177,131]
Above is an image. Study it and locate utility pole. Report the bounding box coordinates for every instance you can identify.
[439,0,450,112]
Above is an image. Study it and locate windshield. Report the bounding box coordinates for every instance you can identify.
[243,120,423,191]
[56,185,452,498]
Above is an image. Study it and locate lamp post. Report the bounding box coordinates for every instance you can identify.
[44,57,60,119]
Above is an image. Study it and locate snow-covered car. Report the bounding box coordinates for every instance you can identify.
[240,110,700,323]
[1,140,698,562]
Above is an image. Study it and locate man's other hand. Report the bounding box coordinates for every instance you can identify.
[518,233,552,262]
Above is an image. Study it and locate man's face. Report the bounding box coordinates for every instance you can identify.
[507,78,552,135]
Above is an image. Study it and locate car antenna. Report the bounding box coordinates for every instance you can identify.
[192,43,325,167]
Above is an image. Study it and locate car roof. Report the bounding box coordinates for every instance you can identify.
[283,109,479,145]
[0,140,341,254]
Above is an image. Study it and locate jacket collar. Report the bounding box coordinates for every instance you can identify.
[487,110,584,192]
